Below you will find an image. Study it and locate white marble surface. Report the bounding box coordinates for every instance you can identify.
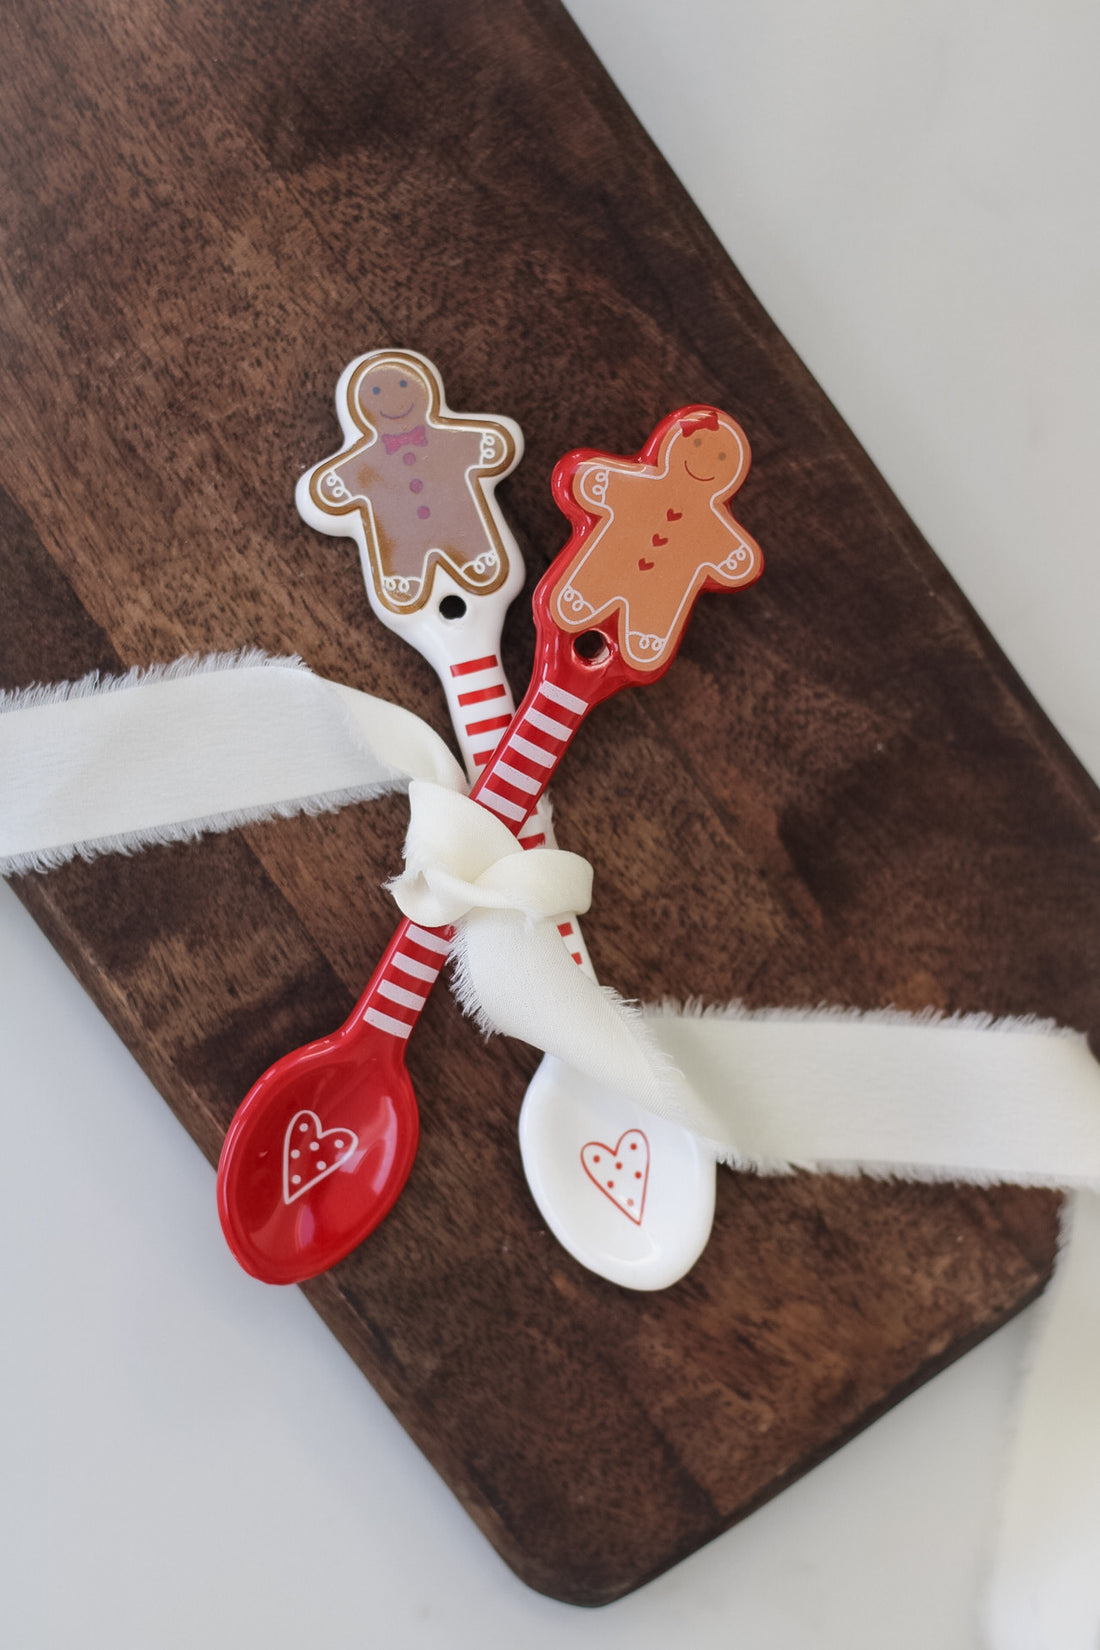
[2,3,1097,1644]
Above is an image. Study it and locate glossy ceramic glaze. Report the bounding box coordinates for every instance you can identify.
[217,406,761,1284]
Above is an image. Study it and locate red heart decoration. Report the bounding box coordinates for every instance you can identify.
[637,556,654,571]
[283,1110,360,1203]
[580,1129,650,1224]
[651,532,668,547]
[666,507,683,521]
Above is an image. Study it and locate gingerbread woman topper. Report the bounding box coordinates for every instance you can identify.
[298,349,523,616]
[550,406,762,671]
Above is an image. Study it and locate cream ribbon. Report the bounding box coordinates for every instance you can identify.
[0,651,466,872]
[2,650,1099,1649]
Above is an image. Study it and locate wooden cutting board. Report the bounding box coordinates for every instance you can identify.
[2,0,1097,1606]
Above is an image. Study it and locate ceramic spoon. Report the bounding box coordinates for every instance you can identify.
[293,350,573,874]
[216,401,763,1285]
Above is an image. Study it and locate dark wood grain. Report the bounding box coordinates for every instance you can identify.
[1,0,1095,1605]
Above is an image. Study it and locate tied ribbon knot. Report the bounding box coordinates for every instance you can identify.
[381,424,427,455]
[387,780,593,930]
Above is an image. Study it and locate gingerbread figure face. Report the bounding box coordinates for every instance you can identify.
[673,415,747,492]
[302,350,521,614]
[550,407,761,670]
[356,360,432,428]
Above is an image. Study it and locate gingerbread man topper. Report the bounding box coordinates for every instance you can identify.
[299,349,523,615]
[550,406,762,671]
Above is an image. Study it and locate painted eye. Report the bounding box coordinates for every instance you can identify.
[717,451,727,461]
[399,378,407,387]
[371,385,381,395]
[694,437,702,447]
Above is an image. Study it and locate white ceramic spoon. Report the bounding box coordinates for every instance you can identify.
[295,349,716,1289]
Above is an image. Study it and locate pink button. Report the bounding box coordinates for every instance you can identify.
[402,451,417,466]
[417,505,431,519]
[409,479,423,494]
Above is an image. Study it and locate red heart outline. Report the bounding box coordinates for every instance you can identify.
[580,1130,650,1224]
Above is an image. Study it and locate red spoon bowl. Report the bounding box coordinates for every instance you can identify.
[216,1008,419,1285]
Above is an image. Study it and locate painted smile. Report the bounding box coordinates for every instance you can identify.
[379,402,416,421]
[684,461,715,482]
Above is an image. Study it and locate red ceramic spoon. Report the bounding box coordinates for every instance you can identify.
[216,406,762,1283]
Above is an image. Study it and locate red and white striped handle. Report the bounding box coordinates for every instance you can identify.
[440,643,589,965]
[469,673,588,830]
[344,663,596,1044]
[440,647,545,850]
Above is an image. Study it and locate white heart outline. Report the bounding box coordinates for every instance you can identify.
[282,1110,360,1205]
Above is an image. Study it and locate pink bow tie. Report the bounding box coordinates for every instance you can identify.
[381,424,427,455]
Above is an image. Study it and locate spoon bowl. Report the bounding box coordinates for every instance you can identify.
[217,986,421,1284]
[518,1056,716,1290]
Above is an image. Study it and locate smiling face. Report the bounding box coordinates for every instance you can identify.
[672,418,746,490]
[355,360,431,429]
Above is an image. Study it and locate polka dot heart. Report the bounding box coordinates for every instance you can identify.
[282,1110,360,1205]
[580,1129,650,1225]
